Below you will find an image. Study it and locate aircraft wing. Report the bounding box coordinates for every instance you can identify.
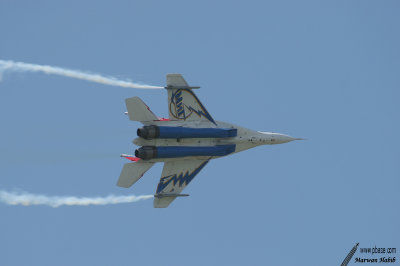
[154,159,210,208]
[166,74,217,126]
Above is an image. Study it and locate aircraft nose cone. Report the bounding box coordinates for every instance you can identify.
[275,134,302,143]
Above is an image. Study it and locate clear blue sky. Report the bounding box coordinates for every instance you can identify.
[0,1,398,265]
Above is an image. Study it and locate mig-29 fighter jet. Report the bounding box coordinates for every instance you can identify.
[117,74,301,208]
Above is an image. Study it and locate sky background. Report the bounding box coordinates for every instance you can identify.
[0,1,399,265]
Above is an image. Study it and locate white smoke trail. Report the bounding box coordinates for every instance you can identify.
[0,190,153,208]
[0,59,163,89]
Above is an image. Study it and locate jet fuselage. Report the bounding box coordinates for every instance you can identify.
[132,120,299,162]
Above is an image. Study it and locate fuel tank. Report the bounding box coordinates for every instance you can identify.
[137,125,237,139]
[135,145,236,160]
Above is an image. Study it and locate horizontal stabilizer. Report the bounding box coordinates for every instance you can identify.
[125,96,158,122]
[117,162,155,188]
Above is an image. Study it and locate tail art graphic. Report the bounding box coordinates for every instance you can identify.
[156,160,209,194]
[169,89,216,124]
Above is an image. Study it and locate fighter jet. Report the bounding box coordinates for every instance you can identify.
[117,74,302,208]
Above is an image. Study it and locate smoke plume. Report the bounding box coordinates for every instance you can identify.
[0,190,153,208]
[0,59,163,89]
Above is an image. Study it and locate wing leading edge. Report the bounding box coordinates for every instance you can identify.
[154,159,210,208]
